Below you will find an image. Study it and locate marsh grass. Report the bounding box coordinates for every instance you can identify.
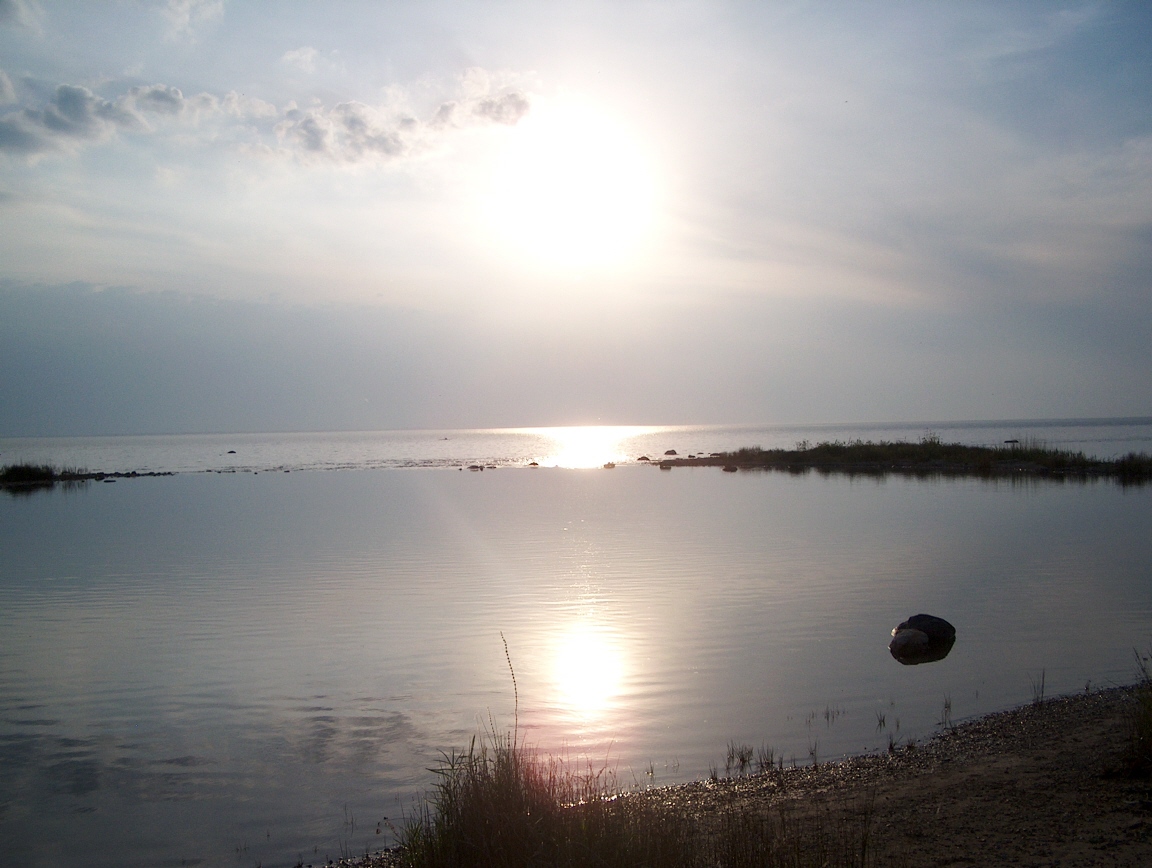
[705,437,1152,482]
[399,729,879,867]
[399,729,695,868]
[1030,670,1047,706]
[1123,651,1152,777]
[0,462,89,495]
[726,742,754,777]
[401,639,878,867]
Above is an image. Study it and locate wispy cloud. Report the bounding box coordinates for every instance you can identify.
[0,0,41,30]
[162,0,223,42]
[281,46,319,73]
[0,70,15,105]
[0,84,144,154]
[0,69,530,163]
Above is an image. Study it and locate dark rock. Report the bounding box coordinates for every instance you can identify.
[890,613,956,665]
[665,449,678,455]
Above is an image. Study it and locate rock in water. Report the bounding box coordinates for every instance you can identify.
[889,613,956,665]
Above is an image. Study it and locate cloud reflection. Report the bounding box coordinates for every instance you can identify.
[521,425,656,468]
[551,621,626,719]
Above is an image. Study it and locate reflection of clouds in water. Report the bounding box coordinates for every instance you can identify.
[293,709,416,767]
[0,703,420,814]
[551,622,626,719]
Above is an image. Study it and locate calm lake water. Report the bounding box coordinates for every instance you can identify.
[3,421,1152,868]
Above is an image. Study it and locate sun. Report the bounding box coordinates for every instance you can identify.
[482,101,658,270]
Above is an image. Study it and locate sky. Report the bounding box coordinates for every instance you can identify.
[1,0,1150,436]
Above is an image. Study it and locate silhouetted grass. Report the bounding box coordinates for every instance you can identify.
[398,728,877,868]
[399,730,695,867]
[0,463,64,484]
[666,435,1151,483]
[1123,651,1152,777]
[0,462,89,494]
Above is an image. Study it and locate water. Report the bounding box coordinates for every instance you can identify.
[2,416,1150,474]
[2,420,1152,868]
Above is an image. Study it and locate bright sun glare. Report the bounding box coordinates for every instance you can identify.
[484,102,658,270]
[522,425,655,468]
[552,622,626,718]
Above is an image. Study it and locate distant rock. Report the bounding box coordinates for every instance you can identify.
[664,449,678,456]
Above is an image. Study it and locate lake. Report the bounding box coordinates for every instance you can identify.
[2,421,1152,868]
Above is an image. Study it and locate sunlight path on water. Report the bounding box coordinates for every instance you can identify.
[518,425,660,468]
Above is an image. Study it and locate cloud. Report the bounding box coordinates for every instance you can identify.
[0,0,40,29]
[129,84,186,115]
[0,70,15,104]
[282,46,319,73]
[473,92,530,126]
[275,83,530,163]
[0,70,528,163]
[277,101,409,159]
[163,0,223,42]
[0,84,144,154]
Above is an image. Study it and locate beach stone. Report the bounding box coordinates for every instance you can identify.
[896,613,956,643]
[890,613,956,665]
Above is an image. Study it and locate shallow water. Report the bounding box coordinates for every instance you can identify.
[3,460,1152,868]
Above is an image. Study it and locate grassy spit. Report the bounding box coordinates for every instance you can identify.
[661,435,1152,482]
[1,462,172,493]
[0,462,90,493]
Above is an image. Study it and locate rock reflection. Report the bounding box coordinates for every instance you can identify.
[889,613,956,665]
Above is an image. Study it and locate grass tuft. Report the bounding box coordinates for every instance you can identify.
[1,462,89,495]
[399,727,878,867]
[1123,651,1152,777]
[0,463,62,484]
[399,729,694,867]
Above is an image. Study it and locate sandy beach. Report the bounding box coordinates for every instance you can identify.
[348,685,1152,867]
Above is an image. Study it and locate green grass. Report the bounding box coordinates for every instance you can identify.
[398,729,876,868]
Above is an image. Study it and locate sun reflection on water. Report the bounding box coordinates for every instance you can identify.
[519,425,657,469]
[551,621,626,720]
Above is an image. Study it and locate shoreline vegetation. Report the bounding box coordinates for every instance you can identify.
[5,437,1152,489]
[341,679,1152,867]
[0,462,173,493]
[653,435,1152,483]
